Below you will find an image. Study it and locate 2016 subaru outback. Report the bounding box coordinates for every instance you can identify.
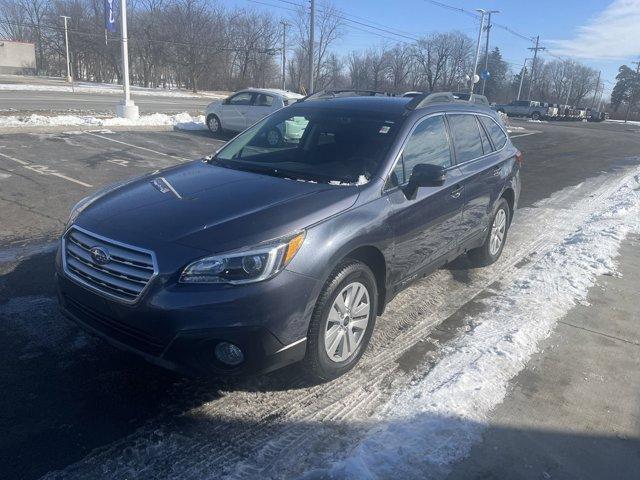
[56,91,521,380]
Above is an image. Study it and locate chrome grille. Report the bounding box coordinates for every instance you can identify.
[63,226,157,303]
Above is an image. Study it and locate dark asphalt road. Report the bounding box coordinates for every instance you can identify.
[0,90,213,115]
[0,120,639,479]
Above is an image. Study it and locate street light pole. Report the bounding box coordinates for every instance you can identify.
[517,58,530,101]
[481,10,499,96]
[308,0,315,94]
[60,15,72,83]
[470,10,486,95]
[116,0,138,119]
[281,21,288,91]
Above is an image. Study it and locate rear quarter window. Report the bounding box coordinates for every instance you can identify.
[478,116,508,150]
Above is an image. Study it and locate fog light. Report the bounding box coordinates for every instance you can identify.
[214,342,244,366]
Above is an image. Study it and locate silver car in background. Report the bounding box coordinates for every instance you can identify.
[205,88,303,136]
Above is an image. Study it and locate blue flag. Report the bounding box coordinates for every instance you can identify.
[104,0,117,33]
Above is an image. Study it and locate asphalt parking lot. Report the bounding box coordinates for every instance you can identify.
[1,119,640,479]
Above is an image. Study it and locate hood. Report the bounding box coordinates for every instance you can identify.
[77,161,359,253]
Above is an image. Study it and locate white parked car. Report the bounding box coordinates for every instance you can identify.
[205,88,303,137]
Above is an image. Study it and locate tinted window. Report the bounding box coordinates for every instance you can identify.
[254,94,274,107]
[215,108,401,184]
[479,116,507,150]
[447,114,484,163]
[476,116,493,154]
[401,115,451,181]
[229,92,253,105]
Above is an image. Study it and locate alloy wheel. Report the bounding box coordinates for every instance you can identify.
[324,281,370,363]
[489,208,507,256]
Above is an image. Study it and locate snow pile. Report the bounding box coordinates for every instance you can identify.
[0,112,206,130]
[0,82,226,99]
[311,170,640,480]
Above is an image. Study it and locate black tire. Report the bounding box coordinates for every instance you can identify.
[531,111,541,121]
[207,114,222,135]
[468,198,511,267]
[304,260,378,381]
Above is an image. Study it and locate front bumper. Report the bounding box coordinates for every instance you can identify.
[56,248,318,376]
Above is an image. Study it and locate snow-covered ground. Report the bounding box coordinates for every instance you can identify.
[607,118,640,126]
[0,81,227,99]
[41,165,640,480]
[312,169,640,480]
[0,112,206,130]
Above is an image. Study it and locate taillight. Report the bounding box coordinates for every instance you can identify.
[515,150,524,166]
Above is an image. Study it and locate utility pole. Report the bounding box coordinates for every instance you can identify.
[281,21,288,91]
[308,0,315,94]
[60,16,72,83]
[527,35,546,100]
[565,76,573,106]
[517,58,530,101]
[590,70,601,109]
[116,0,138,119]
[470,10,486,95]
[481,10,499,95]
[624,61,640,123]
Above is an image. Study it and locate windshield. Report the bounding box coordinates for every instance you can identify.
[212,107,402,184]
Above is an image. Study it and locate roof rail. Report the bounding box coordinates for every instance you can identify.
[406,91,490,110]
[298,89,396,102]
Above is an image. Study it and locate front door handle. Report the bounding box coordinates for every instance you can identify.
[450,185,464,199]
[492,166,502,176]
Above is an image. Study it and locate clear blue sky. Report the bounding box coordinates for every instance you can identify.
[225,0,640,96]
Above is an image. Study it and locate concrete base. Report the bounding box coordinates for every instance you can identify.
[116,102,139,120]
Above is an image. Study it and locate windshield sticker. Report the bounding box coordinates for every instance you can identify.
[379,125,390,134]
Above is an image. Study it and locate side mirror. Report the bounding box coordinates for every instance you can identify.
[404,164,446,200]
[223,98,231,105]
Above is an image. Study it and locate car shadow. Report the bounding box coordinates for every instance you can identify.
[0,250,317,479]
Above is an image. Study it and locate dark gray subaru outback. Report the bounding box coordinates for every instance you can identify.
[56,91,521,380]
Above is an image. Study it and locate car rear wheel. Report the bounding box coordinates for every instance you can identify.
[531,111,541,120]
[468,198,510,267]
[207,114,222,134]
[304,260,377,381]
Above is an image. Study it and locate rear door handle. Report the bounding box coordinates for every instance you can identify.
[450,185,464,199]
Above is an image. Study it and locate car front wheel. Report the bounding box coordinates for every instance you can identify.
[304,260,377,380]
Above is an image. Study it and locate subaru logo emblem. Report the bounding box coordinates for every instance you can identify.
[90,246,110,265]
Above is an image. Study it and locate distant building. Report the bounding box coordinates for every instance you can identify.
[0,40,37,75]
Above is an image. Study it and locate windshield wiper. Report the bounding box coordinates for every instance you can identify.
[205,155,230,168]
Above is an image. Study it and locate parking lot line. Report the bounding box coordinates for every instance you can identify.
[85,132,190,162]
[0,151,93,188]
[510,132,540,139]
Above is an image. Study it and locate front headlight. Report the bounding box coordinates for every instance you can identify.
[179,231,306,284]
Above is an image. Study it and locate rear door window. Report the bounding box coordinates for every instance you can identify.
[254,94,274,107]
[478,116,508,150]
[447,114,484,163]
